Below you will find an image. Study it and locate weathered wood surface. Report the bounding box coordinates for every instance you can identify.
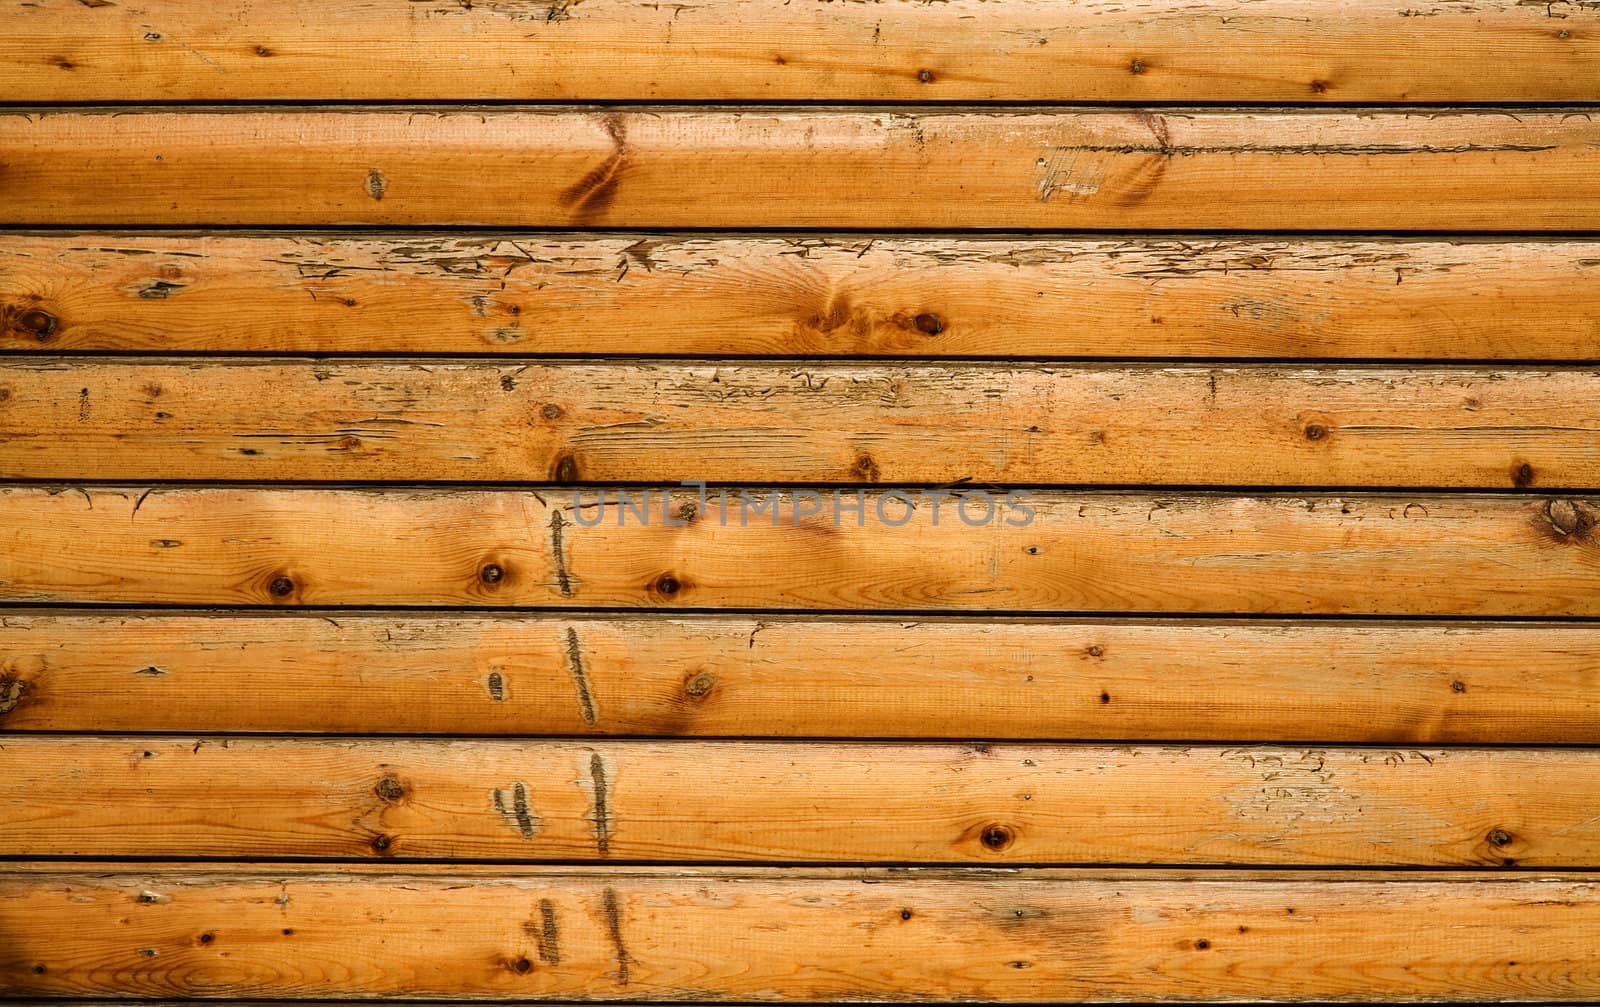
[6,613,1599,741]
[6,235,1600,359]
[5,866,1600,1001]
[2,487,1597,615]
[1,737,1593,865]
[5,110,1600,229]
[4,0,1596,103]
[8,359,1600,487]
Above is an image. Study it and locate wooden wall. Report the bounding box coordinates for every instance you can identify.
[2,1,1599,1004]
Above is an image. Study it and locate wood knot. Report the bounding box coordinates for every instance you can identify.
[268,576,296,598]
[254,45,274,56]
[1309,79,1330,94]
[480,563,505,585]
[1488,828,1514,848]
[0,674,28,717]
[853,453,881,481]
[370,833,394,855]
[1541,498,1595,543]
[653,574,681,597]
[917,68,934,83]
[1129,58,1146,75]
[1512,462,1535,489]
[541,403,564,420]
[1303,423,1327,441]
[374,776,406,802]
[980,824,1015,851]
[684,672,717,699]
[913,312,945,335]
[15,308,58,340]
[552,453,579,482]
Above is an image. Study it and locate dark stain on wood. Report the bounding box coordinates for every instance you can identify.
[492,781,539,840]
[558,113,627,223]
[588,752,612,856]
[564,626,598,724]
[600,886,631,985]
[531,898,561,964]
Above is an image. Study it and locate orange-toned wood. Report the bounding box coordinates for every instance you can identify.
[4,0,1595,102]
[5,613,1597,741]
[1,487,1597,615]
[6,359,1599,487]
[9,235,1600,359]
[5,865,1599,1001]
[0,737,1591,865]
[4,109,1599,229]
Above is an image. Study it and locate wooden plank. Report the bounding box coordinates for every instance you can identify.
[4,865,1599,1001]
[10,234,1600,359]
[3,0,1596,103]
[6,613,1599,741]
[5,109,1600,230]
[8,359,1600,487]
[2,487,1597,615]
[2,737,1595,865]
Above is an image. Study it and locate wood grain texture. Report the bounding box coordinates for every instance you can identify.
[2,737,1594,865]
[3,0,1595,102]
[7,359,1600,487]
[4,865,1599,1001]
[6,613,1599,741]
[5,109,1600,229]
[2,487,1598,615]
[9,234,1600,359]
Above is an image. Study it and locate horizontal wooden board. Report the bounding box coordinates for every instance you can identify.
[5,109,1600,229]
[4,865,1600,1001]
[2,487,1598,615]
[7,360,1600,487]
[4,0,1596,102]
[9,235,1600,359]
[2,737,1595,865]
[6,613,1600,741]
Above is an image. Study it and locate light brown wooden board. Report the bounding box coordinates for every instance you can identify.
[9,235,1600,359]
[19,358,1600,485]
[0,737,1592,865]
[5,613,1599,741]
[5,109,1600,229]
[6,359,1600,487]
[3,0,1595,102]
[3,487,1598,614]
[4,866,1600,1001]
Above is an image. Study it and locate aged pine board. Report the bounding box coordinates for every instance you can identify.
[3,0,1594,103]
[4,866,1599,1001]
[1,487,1596,615]
[5,109,1600,229]
[7,359,1600,487]
[11,358,1600,485]
[1,737,1594,865]
[8,235,1600,359]
[5,613,1599,741]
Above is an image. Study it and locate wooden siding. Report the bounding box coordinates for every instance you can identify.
[3,1,1600,1004]
[4,109,1600,229]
